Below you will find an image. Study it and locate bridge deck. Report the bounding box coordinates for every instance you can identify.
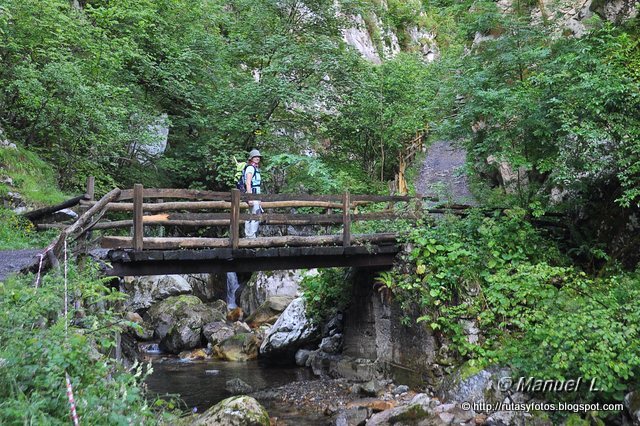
[104,244,400,276]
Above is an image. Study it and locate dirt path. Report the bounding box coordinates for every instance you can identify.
[0,249,41,282]
[414,140,475,205]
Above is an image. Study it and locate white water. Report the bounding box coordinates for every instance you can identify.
[226,272,240,309]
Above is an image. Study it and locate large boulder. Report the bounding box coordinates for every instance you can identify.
[192,395,270,426]
[214,333,261,362]
[186,273,228,302]
[203,321,235,346]
[147,295,225,353]
[367,394,474,426]
[124,275,192,311]
[245,295,294,328]
[438,364,511,407]
[239,270,306,315]
[161,305,220,354]
[259,297,319,360]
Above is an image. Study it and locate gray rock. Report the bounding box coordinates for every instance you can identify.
[187,273,227,302]
[225,378,253,395]
[335,407,370,426]
[208,299,228,315]
[124,275,192,311]
[49,208,78,223]
[214,333,261,362]
[438,365,510,406]
[319,333,343,354]
[3,191,25,210]
[245,295,294,327]
[366,403,432,426]
[360,379,385,397]
[591,0,638,24]
[259,297,319,359]
[147,295,203,340]
[322,312,344,336]
[192,395,269,426]
[434,404,475,424]
[161,305,218,353]
[393,385,409,395]
[295,349,313,367]
[202,321,235,346]
[625,391,640,425]
[146,295,221,353]
[233,321,252,334]
[240,270,305,315]
[1,176,13,185]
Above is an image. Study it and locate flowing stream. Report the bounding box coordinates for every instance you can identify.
[144,354,329,424]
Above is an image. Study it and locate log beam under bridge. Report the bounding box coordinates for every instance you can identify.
[103,245,400,276]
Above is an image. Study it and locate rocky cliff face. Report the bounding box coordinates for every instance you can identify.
[340,0,637,66]
[340,1,437,64]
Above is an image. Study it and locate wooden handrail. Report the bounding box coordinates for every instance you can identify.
[133,184,144,251]
[23,188,122,276]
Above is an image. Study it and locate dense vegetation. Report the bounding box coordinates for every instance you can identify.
[1,0,639,423]
[379,211,639,408]
[0,262,179,423]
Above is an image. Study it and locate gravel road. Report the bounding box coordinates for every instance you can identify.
[414,140,475,204]
[0,249,41,282]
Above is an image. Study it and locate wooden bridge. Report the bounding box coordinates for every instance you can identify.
[30,178,452,277]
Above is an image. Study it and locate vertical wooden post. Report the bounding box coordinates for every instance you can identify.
[115,332,121,362]
[79,176,96,263]
[85,176,95,201]
[230,189,240,249]
[415,193,423,216]
[133,184,143,251]
[342,191,351,247]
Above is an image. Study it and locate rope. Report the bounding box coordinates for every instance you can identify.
[63,240,80,424]
[64,239,68,334]
[34,253,45,289]
[65,372,79,426]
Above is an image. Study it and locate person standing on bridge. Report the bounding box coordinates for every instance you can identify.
[243,149,263,238]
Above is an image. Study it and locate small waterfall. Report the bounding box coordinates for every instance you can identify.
[139,342,161,354]
[226,272,239,309]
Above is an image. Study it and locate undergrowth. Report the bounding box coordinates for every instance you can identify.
[0,261,180,424]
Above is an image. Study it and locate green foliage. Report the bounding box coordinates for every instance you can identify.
[441,15,640,208]
[301,268,350,322]
[0,208,58,250]
[0,261,179,423]
[383,211,640,402]
[503,269,640,401]
[267,154,341,194]
[326,53,436,182]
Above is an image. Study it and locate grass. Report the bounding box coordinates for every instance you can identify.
[0,144,68,249]
[0,145,67,206]
[0,208,58,250]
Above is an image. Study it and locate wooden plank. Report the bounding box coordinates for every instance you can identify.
[104,252,399,276]
[80,199,344,212]
[118,188,232,201]
[105,189,442,205]
[86,176,95,200]
[22,195,87,221]
[100,233,398,250]
[230,189,240,249]
[343,191,351,247]
[22,188,122,275]
[133,184,143,251]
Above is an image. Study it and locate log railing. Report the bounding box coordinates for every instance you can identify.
[35,177,446,253]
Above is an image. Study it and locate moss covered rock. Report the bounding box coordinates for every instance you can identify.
[213,333,261,362]
[192,396,270,426]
